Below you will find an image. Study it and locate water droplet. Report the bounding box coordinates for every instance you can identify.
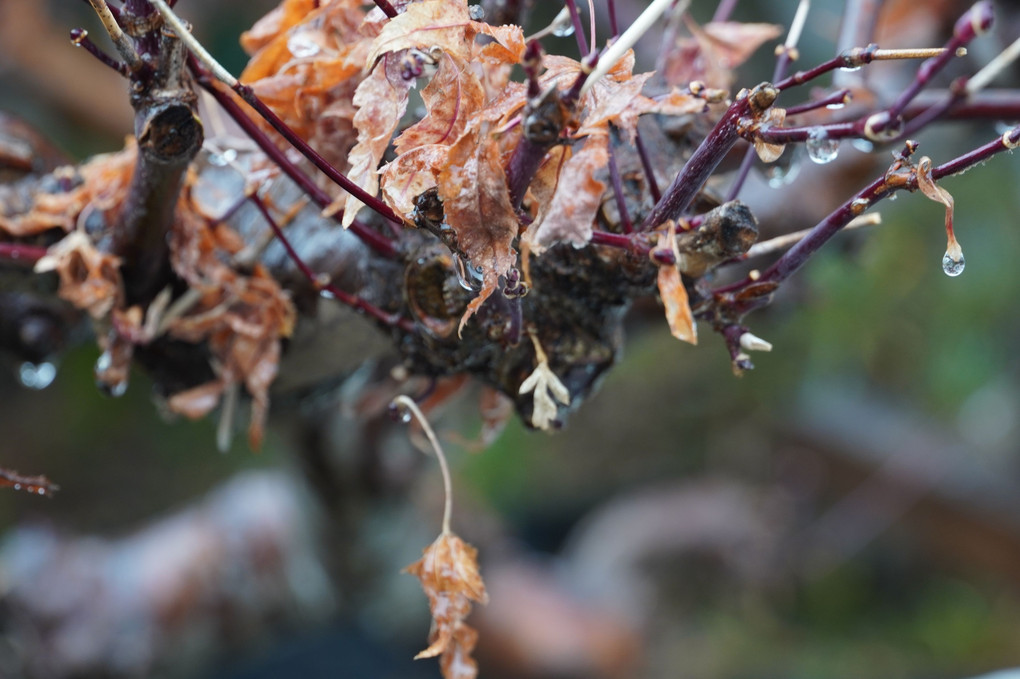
[826,101,845,111]
[287,32,321,58]
[942,247,965,277]
[887,192,898,201]
[102,380,128,398]
[18,362,57,390]
[851,138,874,153]
[208,148,238,167]
[551,16,575,37]
[388,402,413,423]
[95,350,112,373]
[319,289,336,300]
[762,150,801,188]
[805,128,840,164]
[839,64,861,73]
[468,4,484,20]
[995,120,1018,135]
[13,484,20,491]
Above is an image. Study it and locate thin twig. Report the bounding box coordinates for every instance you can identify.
[392,395,454,535]
[84,0,142,71]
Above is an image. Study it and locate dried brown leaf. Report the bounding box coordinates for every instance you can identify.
[752,107,786,163]
[366,0,523,68]
[656,226,697,344]
[380,145,448,217]
[339,56,412,227]
[436,129,518,332]
[699,22,783,69]
[34,231,122,319]
[405,531,488,679]
[1,146,135,238]
[524,133,609,251]
[394,53,486,155]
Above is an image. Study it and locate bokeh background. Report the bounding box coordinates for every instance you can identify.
[2,0,1020,677]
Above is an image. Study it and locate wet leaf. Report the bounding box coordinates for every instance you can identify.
[753,107,787,163]
[405,531,489,679]
[394,53,486,155]
[656,225,697,345]
[524,133,609,251]
[366,0,523,68]
[339,54,412,227]
[34,231,122,319]
[435,128,518,332]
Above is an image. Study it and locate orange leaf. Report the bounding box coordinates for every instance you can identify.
[380,144,448,217]
[436,128,518,332]
[405,531,488,679]
[656,226,697,344]
[394,53,486,155]
[340,55,412,227]
[366,0,523,68]
[34,231,123,319]
[524,133,608,251]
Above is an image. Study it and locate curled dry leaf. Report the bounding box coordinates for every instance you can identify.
[656,224,697,345]
[405,531,489,679]
[240,0,372,165]
[524,133,609,252]
[34,230,122,319]
[436,128,518,332]
[338,54,412,227]
[166,197,296,449]
[662,18,782,89]
[366,0,524,69]
[915,155,955,233]
[752,107,787,163]
[1,145,136,237]
[394,53,486,155]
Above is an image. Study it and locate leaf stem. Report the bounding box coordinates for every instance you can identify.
[392,395,454,535]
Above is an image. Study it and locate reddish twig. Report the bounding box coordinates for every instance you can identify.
[193,70,399,259]
[250,194,413,332]
[374,0,398,18]
[0,242,49,266]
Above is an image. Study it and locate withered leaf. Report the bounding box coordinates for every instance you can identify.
[1,146,136,238]
[394,53,486,155]
[405,531,488,679]
[34,230,122,319]
[656,226,697,344]
[699,21,784,69]
[366,0,524,69]
[662,19,782,89]
[752,107,786,163]
[380,144,448,217]
[524,133,609,251]
[339,54,412,227]
[436,128,518,332]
